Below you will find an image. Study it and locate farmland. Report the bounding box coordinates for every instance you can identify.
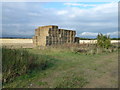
[1,38,119,88]
[1,39,119,45]
[0,39,33,48]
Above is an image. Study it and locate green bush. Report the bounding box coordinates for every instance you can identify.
[97,33,111,49]
[2,47,48,84]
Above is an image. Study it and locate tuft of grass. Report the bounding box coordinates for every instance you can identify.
[37,81,48,86]
[55,73,88,88]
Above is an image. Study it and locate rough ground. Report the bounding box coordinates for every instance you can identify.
[3,49,118,88]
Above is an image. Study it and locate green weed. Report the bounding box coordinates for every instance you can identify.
[2,47,48,84]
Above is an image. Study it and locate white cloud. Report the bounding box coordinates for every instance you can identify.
[2,0,119,2]
[2,2,118,38]
[79,32,98,36]
[57,2,118,34]
[57,10,68,15]
[79,31,119,37]
[28,12,41,16]
[57,2,118,21]
[106,31,120,36]
[64,3,97,7]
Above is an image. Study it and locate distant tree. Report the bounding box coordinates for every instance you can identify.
[111,38,120,40]
[80,38,95,40]
[97,33,111,49]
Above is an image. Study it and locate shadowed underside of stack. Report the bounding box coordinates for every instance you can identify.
[33,25,79,46]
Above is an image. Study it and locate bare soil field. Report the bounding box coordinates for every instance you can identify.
[0,39,33,48]
[0,39,33,43]
[0,39,119,48]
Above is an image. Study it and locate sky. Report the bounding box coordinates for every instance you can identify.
[2,2,119,38]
